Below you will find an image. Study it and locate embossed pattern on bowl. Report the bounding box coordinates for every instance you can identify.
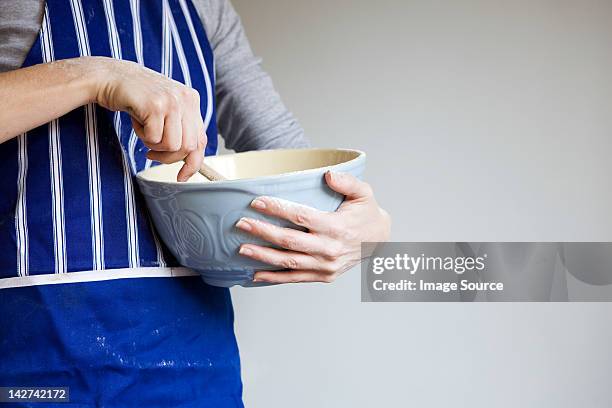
[136,148,366,287]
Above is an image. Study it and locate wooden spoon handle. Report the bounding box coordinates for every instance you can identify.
[199,162,226,181]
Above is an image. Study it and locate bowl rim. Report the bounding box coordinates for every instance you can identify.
[135,148,366,186]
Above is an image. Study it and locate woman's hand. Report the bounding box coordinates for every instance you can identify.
[236,171,391,284]
[95,57,206,181]
[0,56,205,180]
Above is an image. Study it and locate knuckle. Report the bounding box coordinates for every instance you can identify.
[267,197,281,212]
[148,96,166,114]
[178,86,191,98]
[189,88,201,103]
[282,256,299,270]
[327,219,346,238]
[166,94,179,112]
[342,227,359,243]
[280,236,298,251]
[179,86,196,99]
[249,219,263,232]
[179,87,201,110]
[324,242,344,259]
[294,209,311,226]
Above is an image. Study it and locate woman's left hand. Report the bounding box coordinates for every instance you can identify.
[236,171,391,284]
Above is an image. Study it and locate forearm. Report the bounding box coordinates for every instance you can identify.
[0,54,207,180]
[0,56,102,143]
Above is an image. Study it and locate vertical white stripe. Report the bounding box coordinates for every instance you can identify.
[102,0,140,269]
[149,216,166,268]
[69,0,105,270]
[15,133,29,277]
[127,129,139,173]
[167,2,192,87]
[130,0,144,64]
[128,0,143,174]
[142,0,176,267]
[41,5,67,275]
[178,0,213,132]
[143,0,173,171]
[129,0,166,267]
[162,0,173,80]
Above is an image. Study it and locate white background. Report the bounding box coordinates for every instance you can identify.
[229,1,612,406]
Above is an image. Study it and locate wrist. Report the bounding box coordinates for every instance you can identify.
[80,56,115,105]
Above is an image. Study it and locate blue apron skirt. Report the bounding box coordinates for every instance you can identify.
[0,0,242,406]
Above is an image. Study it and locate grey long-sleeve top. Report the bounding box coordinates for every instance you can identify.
[0,0,308,151]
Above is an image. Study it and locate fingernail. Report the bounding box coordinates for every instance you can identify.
[327,171,340,182]
[239,246,253,256]
[236,218,252,232]
[252,274,267,283]
[251,198,267,210]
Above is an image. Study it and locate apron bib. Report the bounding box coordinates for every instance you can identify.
[0,0,242,405]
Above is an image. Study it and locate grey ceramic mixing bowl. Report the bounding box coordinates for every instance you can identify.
[136,148,366,287]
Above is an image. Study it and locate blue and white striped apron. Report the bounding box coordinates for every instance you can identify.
[0,0,242,405]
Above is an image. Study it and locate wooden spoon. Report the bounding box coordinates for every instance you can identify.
[199,161,226,181]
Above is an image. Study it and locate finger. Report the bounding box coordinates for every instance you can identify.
[180,108,200,153]
[253,270,334,284]
[148,112,182,152]
[249,196,332,231]
[325,171,373,200]
[238,244,322,271]
[177,150,203,182]
[131,117,145,139]
[235,217,332,256]
[176,109,205,182]
[131,114,164,145]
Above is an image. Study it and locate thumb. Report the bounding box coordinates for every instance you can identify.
[325,171,372,200]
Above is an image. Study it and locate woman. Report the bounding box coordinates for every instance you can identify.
[0,0,390,405]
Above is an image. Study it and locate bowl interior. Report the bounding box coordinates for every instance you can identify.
[138,148,363,183]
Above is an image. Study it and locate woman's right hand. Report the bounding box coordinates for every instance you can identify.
[93,57,206,181]
[0,56,204,180]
